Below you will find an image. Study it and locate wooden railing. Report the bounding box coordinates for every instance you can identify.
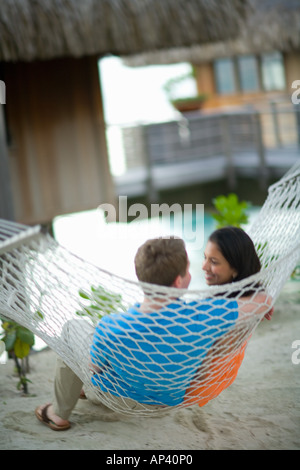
[110,105,300,199]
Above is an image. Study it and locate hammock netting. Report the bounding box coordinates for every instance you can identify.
[0,162,300,416]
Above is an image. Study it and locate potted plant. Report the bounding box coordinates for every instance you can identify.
[171,94,207,112]
[163,67,207,113]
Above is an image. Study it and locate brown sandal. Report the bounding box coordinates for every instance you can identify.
[35,404,70,431]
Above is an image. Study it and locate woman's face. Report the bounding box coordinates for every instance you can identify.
[202,240,237,286]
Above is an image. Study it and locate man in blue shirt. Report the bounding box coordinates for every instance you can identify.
[90,237,238,406]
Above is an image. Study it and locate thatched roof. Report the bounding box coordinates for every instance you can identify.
[124,0,300,66]
[0,0,249,62]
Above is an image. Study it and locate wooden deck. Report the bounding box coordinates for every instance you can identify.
[114,147,300,198]
[113,109,300,199]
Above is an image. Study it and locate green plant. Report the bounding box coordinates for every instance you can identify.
[212,193,250,228]
[76,285,126,324]
[291,265,300,280]
[0,319,35,393]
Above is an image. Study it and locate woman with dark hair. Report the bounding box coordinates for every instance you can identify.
[202,226,262,297]
[185,226,273,407]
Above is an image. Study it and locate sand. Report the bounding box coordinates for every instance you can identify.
[1,281,299,451]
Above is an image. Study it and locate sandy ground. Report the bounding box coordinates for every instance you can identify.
[1,281,299,451]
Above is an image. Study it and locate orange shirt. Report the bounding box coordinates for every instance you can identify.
[184,341,247,407]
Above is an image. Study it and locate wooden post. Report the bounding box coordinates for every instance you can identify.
[270,101,282,147]
[293,104,300,149]
[221,114,236,190]
[0,104,14,220]
[142,126,159,204]
[253,111,268,190]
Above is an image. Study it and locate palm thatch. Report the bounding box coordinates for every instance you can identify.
[0,0,249,62]
[124,0,300,66]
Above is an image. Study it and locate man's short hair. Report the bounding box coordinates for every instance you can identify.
[134,237,188,287]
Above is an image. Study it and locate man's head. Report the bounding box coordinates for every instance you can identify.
[134,236,191,289]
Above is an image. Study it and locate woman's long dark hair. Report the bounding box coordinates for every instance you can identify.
[208,226,261,297]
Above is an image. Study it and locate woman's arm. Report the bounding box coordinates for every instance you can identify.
[237,292,274,320]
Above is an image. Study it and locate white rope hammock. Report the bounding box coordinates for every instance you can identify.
[0,162,300,416]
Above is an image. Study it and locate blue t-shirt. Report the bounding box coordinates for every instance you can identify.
[90,298,238,406]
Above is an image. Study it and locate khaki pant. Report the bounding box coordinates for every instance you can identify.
[52,357,84,420]
[52,318,93,420]
[52,320,166,419]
